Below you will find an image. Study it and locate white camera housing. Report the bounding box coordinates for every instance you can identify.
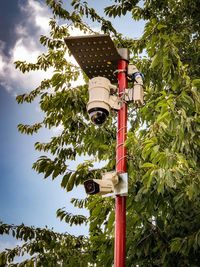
[84,171,128,197]
[127,65,144,105]
[87,77,121,125]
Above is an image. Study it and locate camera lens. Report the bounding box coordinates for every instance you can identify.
[88,108,109,125]
[84,180,100,195]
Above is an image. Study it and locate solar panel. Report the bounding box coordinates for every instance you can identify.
[64,34,125,83]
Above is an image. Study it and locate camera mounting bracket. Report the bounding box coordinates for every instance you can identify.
[102,171,128,197]
[109,95,122,110]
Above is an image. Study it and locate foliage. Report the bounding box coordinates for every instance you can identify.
[0,222,92,267]
[1,0,200,266]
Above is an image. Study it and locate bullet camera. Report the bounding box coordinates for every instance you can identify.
[87,77,120,125]
[84,178,114,195]
[84,171,118,195]
[84,171,128,197]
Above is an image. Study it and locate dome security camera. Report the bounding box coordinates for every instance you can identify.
[87,77,119,125]
[88,108,109,126]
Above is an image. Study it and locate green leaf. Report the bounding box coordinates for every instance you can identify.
[142,162,157,168]
[170,238,182,253]
[156,111,170,123]
[192,79,200,88]
[61,173,71,188]
[157,23,167,30]
[150,53,161,69]
[66,173,76,191]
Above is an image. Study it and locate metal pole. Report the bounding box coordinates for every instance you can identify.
[114,58,128,267]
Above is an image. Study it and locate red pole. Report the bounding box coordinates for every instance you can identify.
[114,58,128,267]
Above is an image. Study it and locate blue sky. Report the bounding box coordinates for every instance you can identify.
[0,0,145,250]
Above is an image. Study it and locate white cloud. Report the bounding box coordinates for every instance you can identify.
[0,0,52,95]
[15,24,28,37]
[13,39,40,63]
[51,124,64,135]
[0,47,53,94]
[28,0,50,34]
[0,0,97,96]
[0,54,5,73]
[0,41,6,72]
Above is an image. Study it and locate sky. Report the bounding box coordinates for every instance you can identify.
[0,0,145,252]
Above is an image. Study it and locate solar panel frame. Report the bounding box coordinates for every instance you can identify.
[64,35,122,83]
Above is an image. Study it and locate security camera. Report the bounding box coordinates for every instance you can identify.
[127,65,144,105]
[84,171,118,195]
[84,178,114,195]
[87,77,120,125]
[88,108,109,125]
[83,171,128,196]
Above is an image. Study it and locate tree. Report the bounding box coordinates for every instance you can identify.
[1,0,200,266]
[0,222,91,267]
